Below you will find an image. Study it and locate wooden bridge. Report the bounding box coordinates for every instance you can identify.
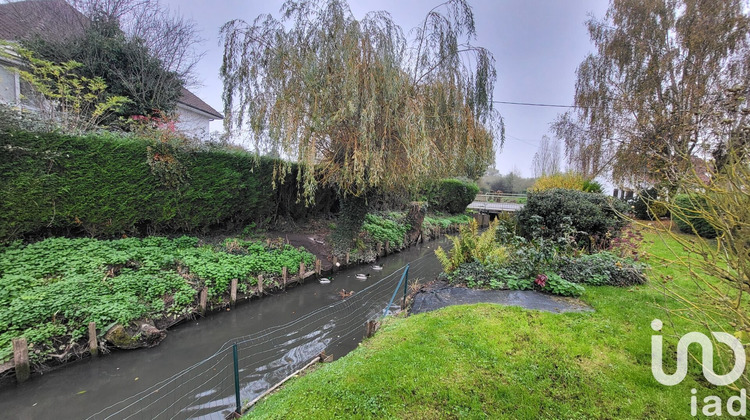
[467,193,525,214]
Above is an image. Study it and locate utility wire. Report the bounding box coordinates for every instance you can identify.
[492,100,582,108]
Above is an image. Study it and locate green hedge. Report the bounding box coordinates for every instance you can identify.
[672,194,717,238]
[517,188,629,246]
[0,131,334,241]
[427,178,479,214]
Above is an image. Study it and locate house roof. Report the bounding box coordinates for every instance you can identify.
[0,0,223,121]
[0,0,86,41]
[177,87,224,120]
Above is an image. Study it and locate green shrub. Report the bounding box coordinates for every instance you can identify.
[632,188,669,220]
[445,262,520,290]
[0,130,335,242]
[517,189,629,248]
[435,219,507,273]
[427,178,479,214]
[672,194,718,238]
[542,273,585,297]
[582,179,603,193]
[556,252,646,286]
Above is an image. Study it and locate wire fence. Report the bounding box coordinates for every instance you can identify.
[86,252,441,420]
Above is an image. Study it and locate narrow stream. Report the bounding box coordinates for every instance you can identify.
[0,238,448,419]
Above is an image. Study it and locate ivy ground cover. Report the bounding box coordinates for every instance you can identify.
[0,236,314,367]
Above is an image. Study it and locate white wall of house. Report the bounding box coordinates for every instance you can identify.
[0,64,19,104]
[175,103,212,139]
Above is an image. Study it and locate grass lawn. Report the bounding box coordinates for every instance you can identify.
[246,230,740,419]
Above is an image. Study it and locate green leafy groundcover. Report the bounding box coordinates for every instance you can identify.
[423,213,472,229]
[0,236,314,365]
[362,213,409,248]
[361,212,472,249]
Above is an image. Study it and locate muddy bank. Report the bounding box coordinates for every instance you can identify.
[410,280,594,315]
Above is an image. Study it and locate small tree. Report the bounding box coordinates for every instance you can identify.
[12,47,129,133]
[558,0,749,186]
[21,14,183,120]
[643,86,750,389]
[531,135,561,178]
[4,0,203,86]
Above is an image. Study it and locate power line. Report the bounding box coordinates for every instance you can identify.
[505,134,540,147]
[492,100,581,109]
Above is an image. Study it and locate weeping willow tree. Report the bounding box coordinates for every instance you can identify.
[220,0,502,248]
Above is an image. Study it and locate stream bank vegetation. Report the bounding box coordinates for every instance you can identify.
[0,121,479,375]
[0,236,314,370]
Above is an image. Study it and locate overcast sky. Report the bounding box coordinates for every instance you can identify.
[163,0,609,177]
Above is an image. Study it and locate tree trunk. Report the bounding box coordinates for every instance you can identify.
[404,201,426,246]
[331,193,369,254]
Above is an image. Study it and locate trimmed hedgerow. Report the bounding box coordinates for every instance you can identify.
[427,178,479,214]
[0,131,335,242]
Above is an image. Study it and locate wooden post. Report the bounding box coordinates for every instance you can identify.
[315,259,321,276]
[258,275,264,294]
[266,238,271,247]
[365,320,379,338]
[230,278,238,306]
[345,252,350,265]
[282,266,288,288]
[377,242,383,256]
[12,338,30,383]
[199,287,208,315]
[385,241,390,255]
[299,262,305,283]
[332,256,338,272]
[88,322,98,357]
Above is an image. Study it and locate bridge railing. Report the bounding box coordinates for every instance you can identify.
[473,193,527,203]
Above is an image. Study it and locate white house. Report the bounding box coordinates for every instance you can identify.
[174,88,224,138]
[0,0,223,137]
